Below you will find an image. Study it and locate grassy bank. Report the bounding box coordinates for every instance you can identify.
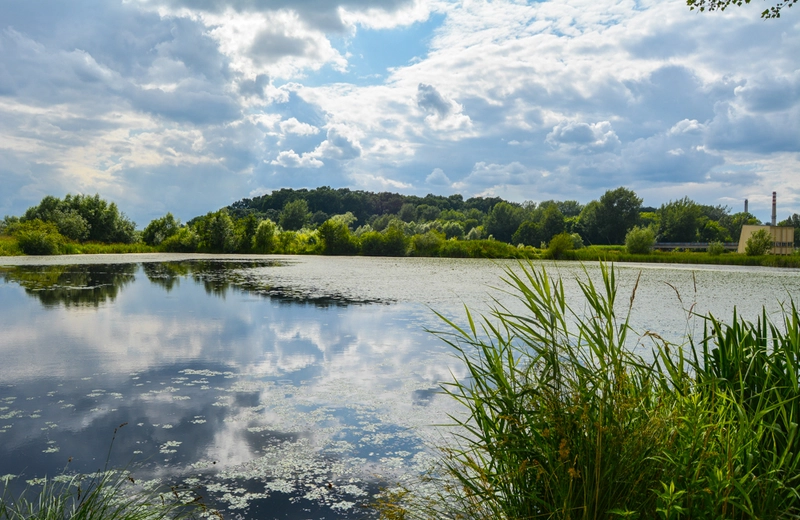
[563,246,800,268]
[380,262,800,519]
[2,233,799,269]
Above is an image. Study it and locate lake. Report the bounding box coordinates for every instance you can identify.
[1,254,798,518]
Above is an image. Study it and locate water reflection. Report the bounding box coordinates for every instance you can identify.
[0,264,136,308]
[0,261,456,519]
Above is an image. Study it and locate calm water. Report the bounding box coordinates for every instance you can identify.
[1,255,798,518]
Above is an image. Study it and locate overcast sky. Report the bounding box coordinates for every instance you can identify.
[1,0,798,226]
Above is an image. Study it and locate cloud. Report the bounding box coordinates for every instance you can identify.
[270,150,324,169]
[425,168,451,186]
[546,121,620,152]
[415,83,472,132]
[279,118,320,136]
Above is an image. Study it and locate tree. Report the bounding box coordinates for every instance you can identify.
[485,202,524,243]
[279,199,310,231]
[142,213,181,246]
[579,188,642,245]
[687,0,795,18]
[318,218,359,255]
[659,197,702,242]
[253,219,277,253]
[745,229,772,255]
[626,226,656,254]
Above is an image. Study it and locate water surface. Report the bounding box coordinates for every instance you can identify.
[1,255,798,518]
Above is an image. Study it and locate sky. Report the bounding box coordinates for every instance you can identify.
[0,0,798,226]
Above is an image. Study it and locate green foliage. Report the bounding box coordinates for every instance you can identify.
[544,231,574,259]
[361,227,409,256]
[745,228,772,256]
[707,241,726,256]
[699,219,732,243]
[398,203,416,222]
[409,230,446,256]
[22,194,135,243]
[511,220,540,246]
[160,227,199,253]
[13,220,65,255]
[625,225,656,254]
[579,187,642,245]
[441,221,464,239]
[484,202,524,244]
[659,197,702,242]
[253,219,277,253]
[279,199,310,231]
[318,218,359,255]
[0,236,21,256]
[142,213,180,246]
[386,263,800,519]
[725,212,761,242]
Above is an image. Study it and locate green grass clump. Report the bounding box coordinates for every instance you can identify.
[381,262,800,519]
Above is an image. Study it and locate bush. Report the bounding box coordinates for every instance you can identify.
[707,241,725,256]
[544,231,574,259]
[745,228,772,256]
[13,220,65,255]
[160,227,199,252]
[625,225,655,254]
[409,230,445,256]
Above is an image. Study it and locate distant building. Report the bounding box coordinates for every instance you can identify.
[737,225,795,255]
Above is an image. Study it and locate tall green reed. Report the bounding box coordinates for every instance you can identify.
[380,261,800,519]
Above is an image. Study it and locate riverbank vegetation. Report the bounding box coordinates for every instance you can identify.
[379,262,800,519]
[2,188,798,267]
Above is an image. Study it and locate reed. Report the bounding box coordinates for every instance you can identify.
[0,426,208,520]
[380,262,800,519]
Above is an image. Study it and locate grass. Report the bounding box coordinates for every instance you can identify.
[379,262,800,519]
[565,247,800,268]
[0,425,210,520]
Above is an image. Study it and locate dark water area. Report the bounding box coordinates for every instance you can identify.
[2,256,799,519]
[0,260,457,519]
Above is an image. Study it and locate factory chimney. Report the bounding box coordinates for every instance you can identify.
[772,191,777,226]
[745,199,748,214]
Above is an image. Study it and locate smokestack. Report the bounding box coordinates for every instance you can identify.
[745,199,748,214]
[772,192,777,226]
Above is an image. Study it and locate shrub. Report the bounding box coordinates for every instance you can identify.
[707,241,725,256]
[625,225,655,254]
[409,230,445,256]
[544,231,574,259]
[745,228,772,256]
[13,220,64,255]
[160,227,199,252]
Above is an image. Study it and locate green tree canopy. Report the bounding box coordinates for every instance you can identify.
[485,202,524,243]
[659,197,702,242]
[279,199,310,231]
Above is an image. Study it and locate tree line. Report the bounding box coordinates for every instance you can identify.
[1,187,798,256]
